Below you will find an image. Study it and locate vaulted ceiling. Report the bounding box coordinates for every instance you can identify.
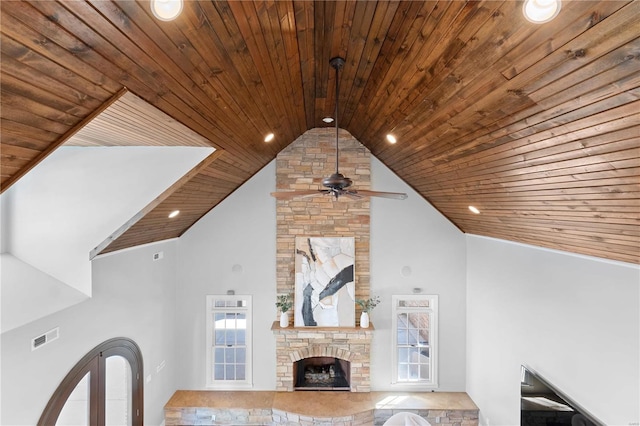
[1,0,638,264]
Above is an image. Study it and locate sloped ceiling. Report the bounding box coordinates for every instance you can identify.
[0,1,638,264]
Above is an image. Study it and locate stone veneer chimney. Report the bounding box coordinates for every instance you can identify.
[273,128,373,392]
[275,127,371,303]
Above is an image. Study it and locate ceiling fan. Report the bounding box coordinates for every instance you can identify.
[271,57,407,201]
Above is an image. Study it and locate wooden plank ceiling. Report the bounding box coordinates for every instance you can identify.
[1,0,638,264]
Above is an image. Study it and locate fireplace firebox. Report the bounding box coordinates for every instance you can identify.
[294,357,350,391]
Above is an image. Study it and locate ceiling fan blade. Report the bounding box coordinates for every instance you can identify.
[343,191,364,200]
[270,190,328,199]
[350,189,408,200]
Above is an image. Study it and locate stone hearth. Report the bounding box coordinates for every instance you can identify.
[271,322,373,392]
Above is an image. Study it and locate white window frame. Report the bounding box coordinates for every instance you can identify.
[391,294,438,389]
[206,295,253,389]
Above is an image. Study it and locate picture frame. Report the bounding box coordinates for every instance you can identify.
[294,237,356,327]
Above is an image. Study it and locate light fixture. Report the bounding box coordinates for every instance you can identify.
[168,210,180,218]
[322,117,334,123]
[150,0,183,21]
[468,205,480,214]
[386,134,397,144]
[264,133,275,142]
[522,0,561,24]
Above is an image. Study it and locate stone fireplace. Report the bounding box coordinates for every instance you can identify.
[272,323,373,392]
[272,129,374,392]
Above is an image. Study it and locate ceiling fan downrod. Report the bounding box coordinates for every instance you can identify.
[330,56,345,177]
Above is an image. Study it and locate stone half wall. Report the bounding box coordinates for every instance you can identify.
[275,128,371,310]
[271,323,373,392]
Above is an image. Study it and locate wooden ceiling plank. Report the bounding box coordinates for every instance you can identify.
[116,0,280,158]
[338,0,379,123]
[293,1,316,128]
[421,165,640,197]
[410,130,640,186]
[0,48,103,113]
[224,1,298,140]
[423,182,640,199]
[0,89,82,128]
[276,0,309,136]
[516,1,640,95]
[175,4,280,157]
[398,102,640,175]
[86,1,267,156]
[2,4,119,98]
[355,0,471,139]
[0,119,61,142]
[263,0,309,136]
[497,1,630,80]
[1,105,70,135]
[460,226,639,264]
[385,49,639,169]
[454,213,640,236]
[420,118,640,179]
[1,88,127,192]
[354,1,433,119]
[379,2,637,165]
[370,1,522,143]
[435,199,640,213]
[36,0,198,129]
[413,48,640,161]
[464,219,640,247]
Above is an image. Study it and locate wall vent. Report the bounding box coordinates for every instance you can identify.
[31,327,59,351]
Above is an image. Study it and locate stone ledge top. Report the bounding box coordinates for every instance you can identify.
[270,321,375,333]
[165,390,479,416]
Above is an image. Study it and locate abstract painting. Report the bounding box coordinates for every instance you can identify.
[294,237,355,327]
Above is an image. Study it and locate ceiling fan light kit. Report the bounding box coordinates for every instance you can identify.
[271,57,407,201]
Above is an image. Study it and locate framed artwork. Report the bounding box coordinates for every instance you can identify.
[294,237,355,327]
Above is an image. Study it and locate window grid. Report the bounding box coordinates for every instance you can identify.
[206,296,252,388]
[213,312,247,381]
[392,295,438,388]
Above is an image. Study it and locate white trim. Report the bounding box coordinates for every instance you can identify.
[90,238,179,260]
[391,294,438,389]
[205,295,253,389]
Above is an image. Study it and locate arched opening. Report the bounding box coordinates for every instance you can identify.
[38,337,143,426]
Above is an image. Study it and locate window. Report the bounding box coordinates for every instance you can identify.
[38,337,143,426]
[206,295,252,388]
[392,295,438,388]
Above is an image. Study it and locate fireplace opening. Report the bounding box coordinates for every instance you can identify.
[294,357,351,391]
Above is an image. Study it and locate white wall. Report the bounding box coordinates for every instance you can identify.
[175,157,469,392]
[1,253,88,333]
[3,146,212,296]
[175,161,278,390]
[466,235,640,426]
[0,241,178,426]
[369,157,467,391]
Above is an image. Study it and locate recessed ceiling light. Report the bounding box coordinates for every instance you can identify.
[522,0,561,23]
[168,210,180,218]
[468,206,480,214]
[150,0,183,21]
[322,117,334,123]
[386,134,397,144]
[264,133,275,142]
